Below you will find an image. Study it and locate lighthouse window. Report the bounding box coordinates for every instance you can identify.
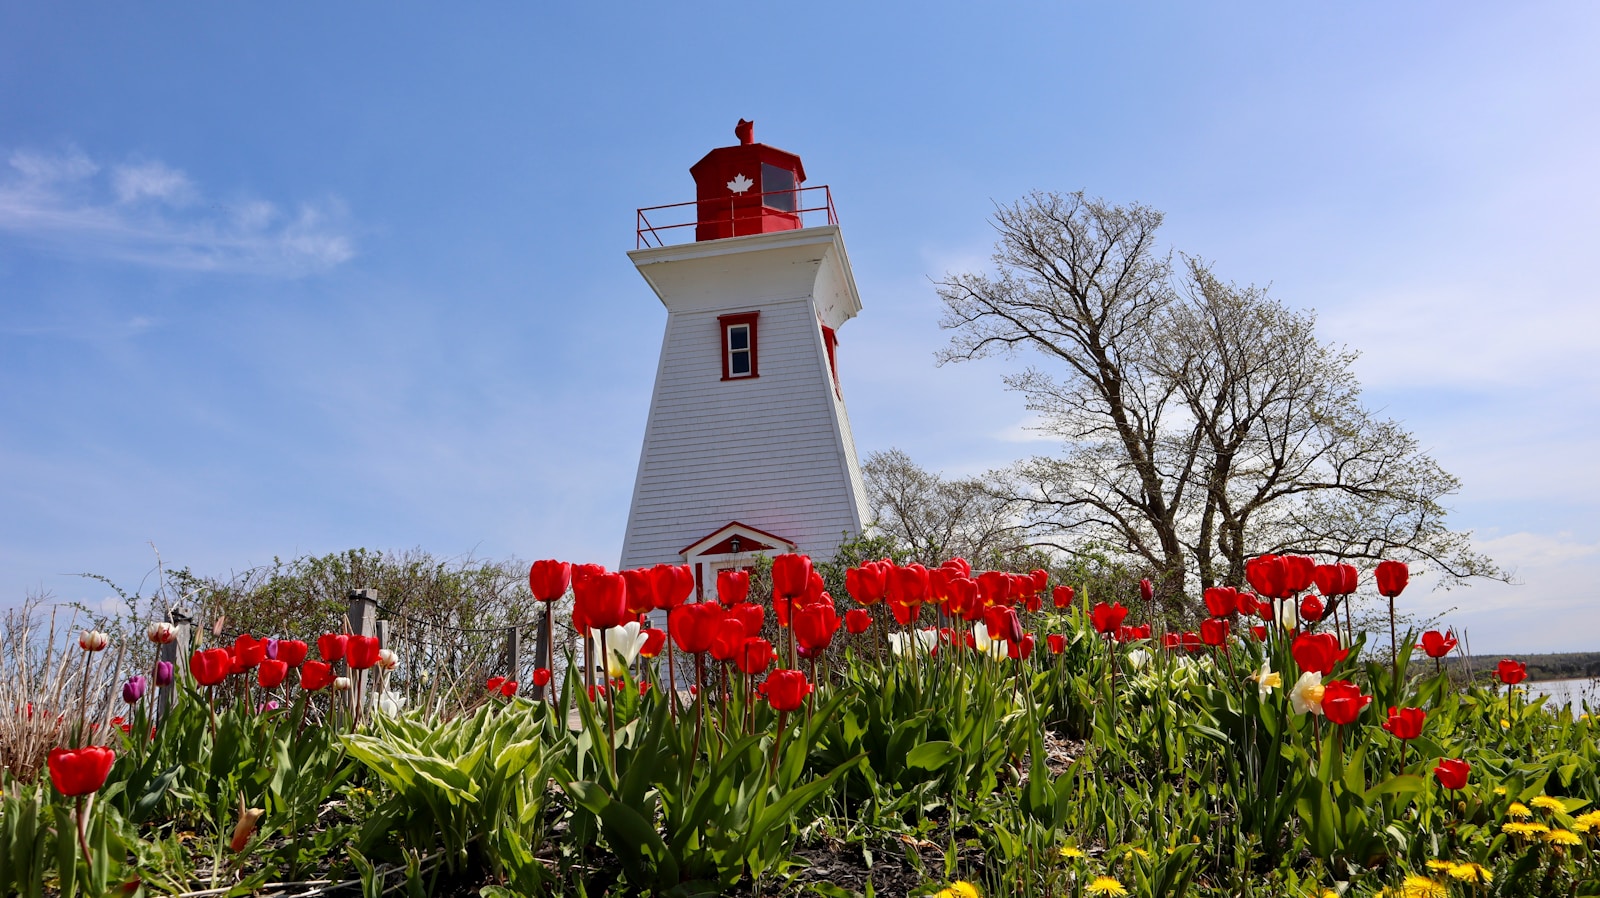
[761,164,796,213]
[718,312,760,381]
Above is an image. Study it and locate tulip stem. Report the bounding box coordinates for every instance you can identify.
[599,630,618,772]
[664,610,678,720]
[75,794,93,878]
[769,710,787,787]
[1388,596,1399,687]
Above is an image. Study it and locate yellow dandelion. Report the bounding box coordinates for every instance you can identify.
[1447,863,1492,884]
[1320,890,1338,898]
[1493,786,1507,795]
[1544,829,1581,846]
[1506,802,1532,818]
[1573,810,1600,832]
[1059,845,1085,859]
[1424,859,1453,871]
[1085,876,1129,897]
[1530,795,1565,813]
[1502,822,1538,837]
[1123,846,1149,860]
[949,882,980,898]
[1500,719,1510,729]
[1401,875,1447,898]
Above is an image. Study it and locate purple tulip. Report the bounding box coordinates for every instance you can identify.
[122,675,148,704]
[153,660,174,687]
[265,637,279,661]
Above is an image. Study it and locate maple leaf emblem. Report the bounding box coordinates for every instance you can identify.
[726,173,754,194]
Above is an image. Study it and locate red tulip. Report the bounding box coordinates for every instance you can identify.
[977,570,1012,606]
[571,562,606,588]
[1162,632,1181,650]
[532,667,552,687]
[574,571,628,633]
[1235,592,1260,616]
[1496,659,1527,685]
[640,627,667,658]
[1416,630,1458,659]
[710,616,747,663]
[1250,625,1268,641]
[1007,634,1036,660]
[947,577,980,617]
[844,608,872,634]
[190,648,232,686]
[1203,587,1238,618]
[1052,585,1075,609]
[48,745,115,797]
[500,680,518,697]
[717,569,751,606]
[730,602,764,637]
[622,568,657,616]
[486,676,505,691]
[652,563,696,610]
[772,554,813,600]
[1299,595,1324,623]
[736,637,775,675]
[761,669,812,712]
[1291,632,1349,675]
[984,606,1024,644]
[1046,633,1067,654]
[1089,602,1128,634]
[793,602,841,652]
[1282,556,1316,594]
[300,661,334,691]
[1321,680,1371,725]
[1139,578,1154,602]
[276,639,309,668]
[1374,560,1409,598]
[1181,631,1202,652]
[670,602,722,654]
[1029,569,1050,596]
[942,557,972,577]
[528,560,572,603]
[233,634,267,669]
[889,594,920,626]
[894,564,930,606]
[317,633,348,663]
[1382,706,1426,740]
[1200,618,1229,646]
[257,659,288,689]
[1433,758,1470,790]
[846,562,888,606]
[346,635,381,671]
[1245,555,1290,600]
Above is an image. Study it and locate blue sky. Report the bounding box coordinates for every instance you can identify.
[3,3,1596,653]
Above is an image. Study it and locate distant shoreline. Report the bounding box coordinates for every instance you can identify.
[1444,651,1600,683]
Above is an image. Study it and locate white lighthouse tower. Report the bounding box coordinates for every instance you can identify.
[620,121,869,595]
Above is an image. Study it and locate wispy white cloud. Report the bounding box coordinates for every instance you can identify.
[0,146,354,277]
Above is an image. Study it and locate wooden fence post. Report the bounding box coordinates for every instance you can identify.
[532,610,552,701]
[347,589,378,720]
[503,625,521,686]
[155,609,192,726]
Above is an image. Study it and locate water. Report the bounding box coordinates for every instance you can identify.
[1520,677,1600,711]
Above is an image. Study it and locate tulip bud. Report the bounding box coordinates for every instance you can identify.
[154,660,174,687]
[332,676,352,692]
[146,621,176,644]
[230,793,264,852]
[1139,579,1153,602]
[79,630,110,652]
[122,675,148,704]
[376,648,399,670]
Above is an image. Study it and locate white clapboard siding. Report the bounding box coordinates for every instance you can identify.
[620,226,869,569]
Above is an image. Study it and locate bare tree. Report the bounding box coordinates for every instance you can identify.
[861,449,1027,567]
[937,191,1501,599]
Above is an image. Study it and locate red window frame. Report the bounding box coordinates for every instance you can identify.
[719,311,760,381]
[821,324,840,397]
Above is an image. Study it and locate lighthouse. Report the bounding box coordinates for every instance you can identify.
[620,121,869,594]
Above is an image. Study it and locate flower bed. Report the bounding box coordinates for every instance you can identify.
[6,554,1596,897]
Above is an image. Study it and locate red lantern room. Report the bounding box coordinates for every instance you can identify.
[690,119,807,242]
